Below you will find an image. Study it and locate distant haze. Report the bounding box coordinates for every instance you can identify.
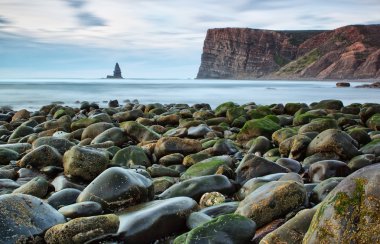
[1,0,380,78]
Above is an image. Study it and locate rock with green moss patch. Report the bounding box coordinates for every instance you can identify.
[0,148,19,165]
[120,121,161,143]
[303,164,380,243]
[180,156,234,180]
[366,113,380,131]
[279,134,311,161]
[348,154,376,171]
[235,180,306,227]
[293,110,326,126]
[44,214,119,244]
[312,99,344,110]
[347,127,372,146]
[285,103,308,115]
[33,136,75,155]
[272,127,298,146]
[111,146,151,168]
[237,117,281,143]
[299,118,339,134]
[247,136,272,154]
[183,153,211,167]
[360,138,380,156]
[215,102,238,117]
[226,106,246,122]
[180,214,256,244]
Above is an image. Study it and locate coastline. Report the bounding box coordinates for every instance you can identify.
[0,99,379,243]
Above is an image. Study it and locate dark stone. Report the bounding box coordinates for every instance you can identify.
[47,188,82,209]
[77,167,154,212]
[158,175,236,201]
[0,194,66,243]
[58,201,103,218]
[235,154,289,185]
[309,160,351,183]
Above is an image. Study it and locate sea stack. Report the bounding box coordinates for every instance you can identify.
[107,63,123,79]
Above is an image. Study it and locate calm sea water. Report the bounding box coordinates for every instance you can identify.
[0,79,378,110]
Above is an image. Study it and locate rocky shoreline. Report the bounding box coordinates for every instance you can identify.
[0,99,379,243]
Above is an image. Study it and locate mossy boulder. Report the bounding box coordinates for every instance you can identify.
[0,148,19,165]
[81,122,114,140]
[247,136,272,154]
[348,154,377,171]
[284,102,308,115]
[366,113,380,130]
[18,145,62,169]
[159,153,184,166]
[272,127,298,146]
[279,134,312,161]
[306,129,360,160]
[237,117,281,143]
[183,153,211,167]
[90,127,126,147]
[120,121,161,143]
[44,214,119,244]
[111,146,151,167]
[235,180,306,227]
[71,117,99,131]
[299,118,339,134]
[215,102,238,117]
[347,127,371,146]
[180,156,234,180]
[63,146,109,181]
[312,99,344,110]
[303,164,380,243]
[112,109,144,122]
[293,109,326,126]
[8,125,34,142]
[226,106,246,122]
[360,138,380,156]
[177,214,256,244]
[13,176,49,198]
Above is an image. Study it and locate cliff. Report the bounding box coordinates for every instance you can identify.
[196,25,380,80]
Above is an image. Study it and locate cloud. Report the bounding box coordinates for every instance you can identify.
[77,12,106,27]
[64,0,86,9]
[0,16,11,25]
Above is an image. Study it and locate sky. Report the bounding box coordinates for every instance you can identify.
[0,0,380,79]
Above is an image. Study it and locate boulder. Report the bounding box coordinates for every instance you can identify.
[44,214,119,244]
[77,167,154,212]
[154,137,202,159]
[0,194,65,243]
[303,164,380,243]
[308,160,351,182]
[33,136,75,155]
[235,154,288,185]
[177,214,256,244]
[159,175,235,201]
[63,146,109,181]
[13,177,49,198]
[120,121,160,143]
[18,145,62,169]
[91,127,126,146]
[235,181,306,227]
[111,146,151,167]
[237,117,281,142]
[306,129,360,160]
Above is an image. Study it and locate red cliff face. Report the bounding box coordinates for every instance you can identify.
[196,25,380,80]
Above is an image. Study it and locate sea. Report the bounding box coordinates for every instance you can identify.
[0,78,378,111]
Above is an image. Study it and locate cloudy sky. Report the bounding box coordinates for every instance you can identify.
[0,0,380,78]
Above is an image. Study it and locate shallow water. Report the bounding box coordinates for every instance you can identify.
[0,78,378,110]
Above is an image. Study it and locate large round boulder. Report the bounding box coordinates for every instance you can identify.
[18,145,62,169]
[0,194,66,243]
[235,154,289,185]
[303,164,380,243]
[235,180,306,227]
[63,146,109,181]
[154,137,202,159]
[306,129,360,160]
[77,167,154,212]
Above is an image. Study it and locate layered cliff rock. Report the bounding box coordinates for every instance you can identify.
[197,25,380,80]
